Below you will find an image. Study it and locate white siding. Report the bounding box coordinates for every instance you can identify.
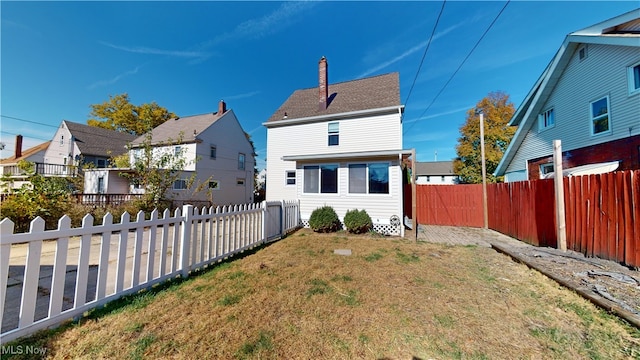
[189,111,255,205]
[506,43,640,173]
[44,125,75,167]
[416,175,457,185]
[266,111,402,201]
[296,159,403,226]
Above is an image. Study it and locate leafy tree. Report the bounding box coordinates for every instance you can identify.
[87,93,176,136]
[0,160,75,232]
[454,91,516,184]
[119,132,199,212]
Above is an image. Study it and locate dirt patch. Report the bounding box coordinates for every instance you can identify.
[419,225,640,327]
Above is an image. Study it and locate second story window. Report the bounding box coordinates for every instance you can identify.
[238,153,246,170]
[628,61,640,96]
[174,146,182,157]
[210,145,217,159]
[60,135,64,146]
[328,122,339,146]
[590,96,610,135]
[538,108,555,131]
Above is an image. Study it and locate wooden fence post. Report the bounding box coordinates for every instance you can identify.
[553,140,567,251]
[261,201,267,243]
[180,204,193,277]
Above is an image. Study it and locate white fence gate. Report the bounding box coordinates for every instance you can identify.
[0,200,299,343]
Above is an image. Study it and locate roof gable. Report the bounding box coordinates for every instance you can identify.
[0,141,51,164]
[130,109,229,147]
[494,10,640,176]
[266,72,401,123]
[64,121,137,157]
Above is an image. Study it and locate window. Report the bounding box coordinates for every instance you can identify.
[348,164,366,193]
[303,164,338,193]
[590,96,610,135]
[210,145,217,159]
[236,178,245,186]
[538,108,555,131]
[209,180,219,190]
[285,170,296,185]
[174,146,182,156]
[328,122,339,146]
[348,163,389,194]
[60,135,64,146]
[628,61,640,95]
[173,179,188,190]
[97,159,106,168]
[238,153,246,170]
[441,176,445,182]
[97,176,104,194]
[540,163,554,178]
[578,45,587,61]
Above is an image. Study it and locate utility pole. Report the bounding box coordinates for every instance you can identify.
[479,113,488,229]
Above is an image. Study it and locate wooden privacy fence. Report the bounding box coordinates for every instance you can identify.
[415,184,483,227]
[0,200,300,343]
[416,170,639,268]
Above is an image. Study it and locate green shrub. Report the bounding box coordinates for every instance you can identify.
[343,209,372,234]
[308,206,341,233]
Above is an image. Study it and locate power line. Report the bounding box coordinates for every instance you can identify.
[403,0,447,111]
[403,0,511,135]
[1,115,59,128]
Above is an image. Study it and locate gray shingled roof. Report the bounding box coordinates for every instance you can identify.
[415,161,455,176]
[266,72,400,122]
[65,121,137,157]
[130,111,225,147]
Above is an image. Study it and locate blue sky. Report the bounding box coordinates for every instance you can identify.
[2,1,638,170]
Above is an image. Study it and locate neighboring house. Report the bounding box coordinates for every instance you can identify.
[415,161,459,185]
[0,135,50,192]
[264,57,412,236]
[44,120,137,174]
[84,101,256,205]
[494,10,640,182]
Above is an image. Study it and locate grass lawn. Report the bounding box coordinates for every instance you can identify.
[5,229,640,359]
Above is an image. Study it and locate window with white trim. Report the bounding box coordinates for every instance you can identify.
[174,146,182,156]
[328,122,339,146]
[628,61,640,95]
[590,96,610,135]
[303,164,338,193]
[538,108,555,131]
[348,163,389,194]
[285,170,296,185]
[173,179,188,190]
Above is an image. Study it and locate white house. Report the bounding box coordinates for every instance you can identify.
[264,57,412,236]
[84,101,256,206]
[44,120,137,173]
[0,136,50,192]
[415,161,459,185]
[494,10,640,182]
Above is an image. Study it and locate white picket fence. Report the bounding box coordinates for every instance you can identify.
[0,200,300,343]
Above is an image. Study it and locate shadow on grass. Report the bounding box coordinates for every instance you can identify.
[2,238,284,358]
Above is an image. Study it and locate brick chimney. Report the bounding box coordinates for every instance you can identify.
[218,99,227,114]
[318,56,328,111]
[15,134,23,159]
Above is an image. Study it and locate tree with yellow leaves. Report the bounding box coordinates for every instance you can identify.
[454,91,516,184]
[87,93,176,136]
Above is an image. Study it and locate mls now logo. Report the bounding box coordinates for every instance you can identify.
[1,345,47,356]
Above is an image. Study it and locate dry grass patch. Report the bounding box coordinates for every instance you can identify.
[5,229,640,359]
